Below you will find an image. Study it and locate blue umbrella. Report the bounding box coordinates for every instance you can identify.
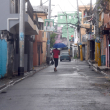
[53,43,67,48]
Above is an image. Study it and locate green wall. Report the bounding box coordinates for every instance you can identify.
[57,12,81,39]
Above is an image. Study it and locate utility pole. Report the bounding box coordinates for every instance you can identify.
[46,0,51,64]
[76,0,83,60]
[66,14,70,53]
[89,0,92,60]
[76,0,81,44]
[40,0,42,6]
[18,0,25,76]
[95,0,101,66]
[90,0,92,34]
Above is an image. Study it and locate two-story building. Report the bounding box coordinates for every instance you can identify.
[57,12,79,45]
[79,5,94,60]
[33,6,48,66]
[0,0,39,78]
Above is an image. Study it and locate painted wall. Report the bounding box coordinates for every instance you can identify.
[54,27,69,45]
[57,12,81,39]
[33,31,43,66]
[55,27,62,43]
[0,39,7,78]
[36,13,47,63]
[103,13,110,67]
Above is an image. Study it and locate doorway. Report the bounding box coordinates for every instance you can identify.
[90,40,95,60]
[38,45,40,66]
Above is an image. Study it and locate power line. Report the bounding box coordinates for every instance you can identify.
[67,0,77,11]
[57,4,67,15]
[42,0,49,5]
[79,0,88,10]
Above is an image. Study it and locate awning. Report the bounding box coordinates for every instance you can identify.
[38,18,44,23]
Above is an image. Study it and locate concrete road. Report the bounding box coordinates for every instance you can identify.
[0,60,110,110]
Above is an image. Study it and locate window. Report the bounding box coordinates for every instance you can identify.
[10,0,15,13]
[69,16,71,19]
[38,22,44,30]
[61,25,63,27]
[10,0,19,13]
[60,16,63,19]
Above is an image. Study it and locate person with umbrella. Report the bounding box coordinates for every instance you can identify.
[52,48,60,71]
[52,43,67,71]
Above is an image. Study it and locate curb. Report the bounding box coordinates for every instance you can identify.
[87,60,110,80]
[0,65,48,93]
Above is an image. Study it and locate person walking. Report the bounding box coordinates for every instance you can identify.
[52,48,60,71]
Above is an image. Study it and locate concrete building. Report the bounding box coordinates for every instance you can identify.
[79,5,94,60]
[101,13,110,67]
[57,12,80,44]
[0,0,38,78]
[33,6,48,65]
[33,31,43,66]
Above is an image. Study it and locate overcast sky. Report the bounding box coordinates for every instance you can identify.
[30,0,96,15]
[30,0,96,22]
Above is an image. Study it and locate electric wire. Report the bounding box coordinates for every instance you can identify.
[67,0,77,11]
[42,0,49,5]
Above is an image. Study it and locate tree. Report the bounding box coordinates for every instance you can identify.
[50,33,56,48]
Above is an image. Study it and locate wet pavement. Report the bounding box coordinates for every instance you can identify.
[0,59,110,110]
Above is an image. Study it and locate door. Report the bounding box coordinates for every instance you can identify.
[90,41,92,60]
[90,40,95,60]
[82,45,85,60]
[38,45,40,66]
[0,39,7,78]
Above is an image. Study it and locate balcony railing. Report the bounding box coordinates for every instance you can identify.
[25,0,38,26]
[26,0,34,21]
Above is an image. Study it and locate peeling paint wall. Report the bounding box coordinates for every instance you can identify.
[0,31,14,78]
[7,41,14,77]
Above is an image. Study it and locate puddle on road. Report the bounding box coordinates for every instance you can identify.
[72,71,79,76]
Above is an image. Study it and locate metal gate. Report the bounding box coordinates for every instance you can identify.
[0,39,7,78]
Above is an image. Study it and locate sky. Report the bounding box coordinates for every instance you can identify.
[30,0,96,17]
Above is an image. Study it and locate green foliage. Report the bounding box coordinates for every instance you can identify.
[50,33,56,48]
[74,55,77,59]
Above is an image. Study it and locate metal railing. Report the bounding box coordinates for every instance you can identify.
[26,0,34,21]
[25,1,38,26]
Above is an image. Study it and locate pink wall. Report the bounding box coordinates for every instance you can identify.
[108,40,109,67]
[55,27,67,45]
[104,14,110,67]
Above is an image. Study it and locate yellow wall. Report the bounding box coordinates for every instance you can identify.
[34,13,48,63]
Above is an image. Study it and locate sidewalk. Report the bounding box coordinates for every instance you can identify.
[88,60,110,80]
[0,64,48,92]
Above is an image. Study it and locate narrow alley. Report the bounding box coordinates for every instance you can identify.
[0,59,110,110]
